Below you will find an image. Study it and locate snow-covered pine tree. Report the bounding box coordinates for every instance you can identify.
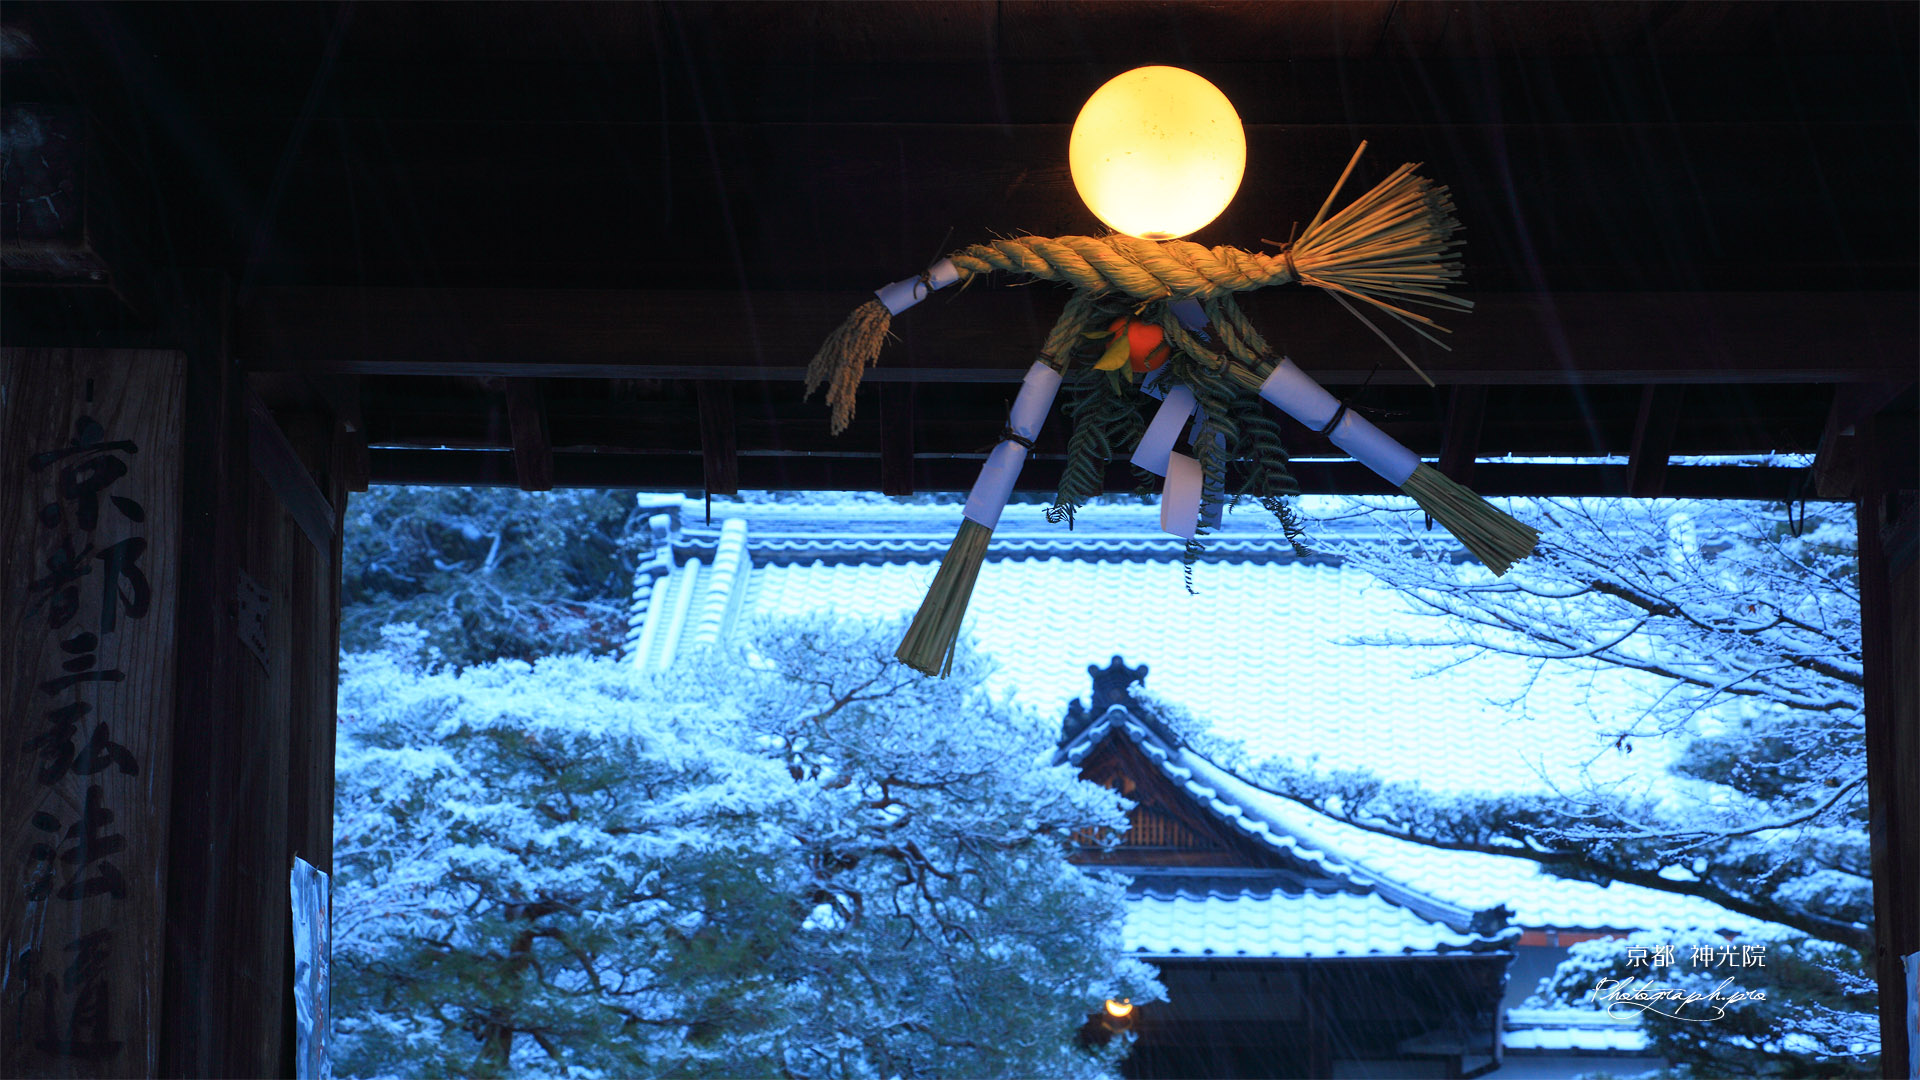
[333,620,1159,1078]
[340,486,649,667]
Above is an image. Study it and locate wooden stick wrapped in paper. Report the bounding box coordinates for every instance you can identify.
[1223,355,1538,573]
[895,296,1097,676]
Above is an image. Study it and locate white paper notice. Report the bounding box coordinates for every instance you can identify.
[1131,385,1197,477]
[1160,452,1204,538]
[963,361,1064,529]
[1257,359,1419,486]
[291,856,333,1080]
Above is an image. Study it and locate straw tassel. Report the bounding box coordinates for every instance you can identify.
[1398,463,1540,575]
[804,299,891,435]
[807,259,965,434]
[896,518,995,676]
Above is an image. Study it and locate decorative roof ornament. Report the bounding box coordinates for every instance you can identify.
[805,68,1540,677]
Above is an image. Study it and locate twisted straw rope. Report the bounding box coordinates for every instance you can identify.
[947,236,1296,301]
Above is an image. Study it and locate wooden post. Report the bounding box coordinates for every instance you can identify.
[500,379,554,493]
[156,274,255,1077]
[880,383,918,497]
[1858,406,1920,1080]
[1437,385,1487,487]
[696,382,739,497]
[2,348,185,1078]
[1626,385,1685,499]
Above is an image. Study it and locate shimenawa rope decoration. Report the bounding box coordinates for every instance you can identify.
[805,143,1539,677]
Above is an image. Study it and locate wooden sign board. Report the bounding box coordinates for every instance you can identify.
[2,349,183,1078]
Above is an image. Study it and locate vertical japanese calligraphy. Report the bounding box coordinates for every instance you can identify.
[3,350,183,1078]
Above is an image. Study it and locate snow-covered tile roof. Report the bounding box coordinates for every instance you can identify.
[1502,1008,1651,1053]
[1070,708,1507,940]
[628,499,1787,937]
[745,553,1670,796]
[1125,887,1484,959]
[1168,747,1777,935]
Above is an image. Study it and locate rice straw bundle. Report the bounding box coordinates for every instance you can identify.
[1280,143,1472,384]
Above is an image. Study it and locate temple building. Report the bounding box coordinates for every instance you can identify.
[625,496,1779,1077]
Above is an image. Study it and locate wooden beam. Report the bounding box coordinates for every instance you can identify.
[499,378,553,492]
[245,388,334,553]
[1626,385,1686,498]
[366,449,1820,501]
[365,379,1833,462]
[1437,385,1488,486]
[695,382,738,496]
[879,383,917,497]
[235,288,1920,387]
[138,116,1915,294]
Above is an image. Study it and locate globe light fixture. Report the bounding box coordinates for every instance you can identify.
[1069,66,1247,240]
[1104,998,1135,1019]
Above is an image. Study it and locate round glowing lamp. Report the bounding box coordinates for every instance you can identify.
[1069,66,1246,240]
[1104,998,1134,1019]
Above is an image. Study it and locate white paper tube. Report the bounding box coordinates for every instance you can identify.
[873,257,962,316]
[1257,359,1419,487]
[963,361,1064,529]
[1131,385,1197,477]
[1160,452,1204,539]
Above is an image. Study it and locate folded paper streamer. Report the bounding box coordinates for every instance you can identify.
[876,257,962,316]
[1237,355,1537,573]
[898,361,1064,676]
[1160,452,1205,539]
[1131,385,1197,478]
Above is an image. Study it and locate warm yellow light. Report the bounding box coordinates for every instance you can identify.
[1069,66,1246,240]
[1104,998,1134,1019]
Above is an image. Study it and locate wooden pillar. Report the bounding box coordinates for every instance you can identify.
[79,274,346,1079]
[1859,405,1920,1080]
[2,348,186,1077]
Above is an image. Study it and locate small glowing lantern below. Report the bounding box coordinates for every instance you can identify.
[1104,998,1134,1019]
[1069,66,1246,240]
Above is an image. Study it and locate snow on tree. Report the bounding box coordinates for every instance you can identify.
[340,487,649,667]
[333,620,1160,1078]
[1245,496,1875,1074]
[1530,928,1878,1077]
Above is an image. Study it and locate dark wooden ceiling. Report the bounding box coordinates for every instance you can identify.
[4,1,1915,498]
